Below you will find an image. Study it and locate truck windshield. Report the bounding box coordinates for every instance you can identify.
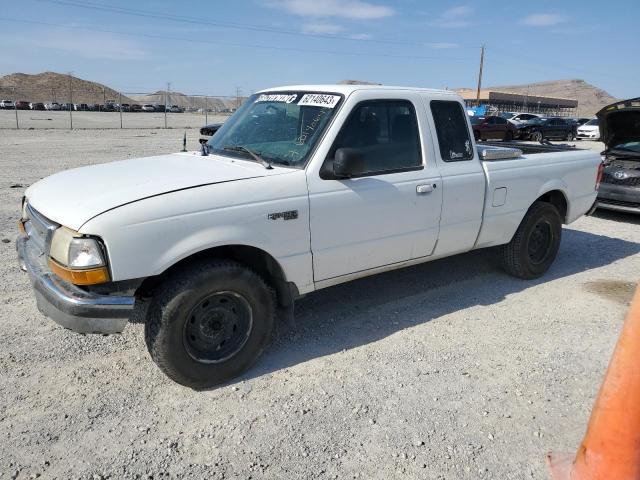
[207,91,343,168]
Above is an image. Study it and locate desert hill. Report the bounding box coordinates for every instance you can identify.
[0,72,135,105]
[486,79,618,117]
[129,91,239,111]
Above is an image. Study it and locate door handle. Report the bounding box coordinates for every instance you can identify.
[416,184,434,194]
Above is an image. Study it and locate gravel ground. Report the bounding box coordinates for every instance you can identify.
[0,130,638,479]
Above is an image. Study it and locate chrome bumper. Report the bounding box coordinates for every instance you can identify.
[16,235,134,334]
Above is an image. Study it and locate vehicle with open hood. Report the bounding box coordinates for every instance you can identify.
[17,84,602,388]
[595,97,640,214]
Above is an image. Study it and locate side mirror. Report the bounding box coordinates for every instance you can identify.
[333,148,364,178]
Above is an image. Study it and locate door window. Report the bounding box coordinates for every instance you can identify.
[430,100,474,162]
[328,100,422,175]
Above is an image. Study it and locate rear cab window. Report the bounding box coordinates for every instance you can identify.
[430,100,474,162]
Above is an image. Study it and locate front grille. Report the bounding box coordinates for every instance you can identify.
[601,172,640,187]
[24,204,58,255]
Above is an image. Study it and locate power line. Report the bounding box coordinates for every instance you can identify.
[0,17,477,63]
[34,0,480,49]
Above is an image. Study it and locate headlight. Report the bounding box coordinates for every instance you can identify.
[48,227,110,285]
[50,227,106,268]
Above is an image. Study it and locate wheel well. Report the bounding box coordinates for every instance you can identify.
[537,190,568,222]
[137,245,298,307]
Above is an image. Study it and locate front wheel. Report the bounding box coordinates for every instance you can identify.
[566,131,575,141]
[145,260,275,389]
[500,201,562,279]
[531,131,543,142]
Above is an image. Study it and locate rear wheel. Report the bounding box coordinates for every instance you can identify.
[566,131,575,141]
[500,201,562,279]
[531,131,543,142]
[145,260,275,389]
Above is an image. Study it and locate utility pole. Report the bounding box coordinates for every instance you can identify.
[475,45,485,105]
[164,82,170,129]
[68,72,73,129]
[235,87,242,110]
[119,90,123,129]
[13,86,19,129]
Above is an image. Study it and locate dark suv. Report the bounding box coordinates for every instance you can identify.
[518,117,576,141]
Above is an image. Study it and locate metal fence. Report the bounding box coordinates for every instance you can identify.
[0,85,245,129]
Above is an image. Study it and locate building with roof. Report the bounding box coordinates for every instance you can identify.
[455,88,579,117]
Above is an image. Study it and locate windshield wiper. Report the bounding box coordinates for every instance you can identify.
[223,145,273,169]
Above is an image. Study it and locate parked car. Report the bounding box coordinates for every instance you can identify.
[470,115,518,141]
[102,103,116,112]
[199,122,223,144]
[518,117,576,141]
[0,100,15,109]
[576,118,600,140]
[569,117,591,128]
[500,112,540,125]
[15,101,30,110]
[16,85,602,388]
[155,104,166,112]
[119,104,130,112]
[29,102,45,111]
[169,105,184,113]
[45,102,61,111]
[73,103,89,111]
[130,104,142,112]
[141,104,155,112]
[595,97,640,214]
[87,104,100,111]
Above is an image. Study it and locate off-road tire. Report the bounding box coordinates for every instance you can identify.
[144,260,275,389]
[500,201,562,279]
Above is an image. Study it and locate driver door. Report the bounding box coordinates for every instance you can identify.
[306,95,442,282]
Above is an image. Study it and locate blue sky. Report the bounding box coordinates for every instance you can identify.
[1,0,638,98]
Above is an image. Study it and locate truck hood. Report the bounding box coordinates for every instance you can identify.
[597,97,640,156]
[26,151,284,230]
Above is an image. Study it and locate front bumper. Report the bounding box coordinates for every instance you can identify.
[596,183,640,214]
[16,235,134,334]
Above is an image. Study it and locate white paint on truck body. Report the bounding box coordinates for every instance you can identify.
[24,84,601,296]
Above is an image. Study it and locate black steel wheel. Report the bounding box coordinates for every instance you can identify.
[145,260,275,389]
[183,291,253,363]
[527,220,553,265]
[500,201,562,279]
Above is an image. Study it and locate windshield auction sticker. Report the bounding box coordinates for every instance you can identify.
[255,94,298,103]
[297,94,341,108]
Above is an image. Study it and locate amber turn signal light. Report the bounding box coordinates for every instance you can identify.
[48,258,110,285]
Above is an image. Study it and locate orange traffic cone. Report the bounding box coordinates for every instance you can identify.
[547,283,640,479]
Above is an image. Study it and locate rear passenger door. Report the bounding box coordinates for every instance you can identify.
[306,94,443,282]
[423,98,486,256]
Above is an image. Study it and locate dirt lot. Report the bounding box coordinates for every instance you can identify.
[0,130,638,479]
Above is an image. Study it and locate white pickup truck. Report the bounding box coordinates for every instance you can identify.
[17,85,602,388]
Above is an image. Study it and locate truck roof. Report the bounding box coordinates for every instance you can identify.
[258,84,460,97]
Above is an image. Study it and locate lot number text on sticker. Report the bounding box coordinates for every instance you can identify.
[298,94,341,108]
[256,94,298,103]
